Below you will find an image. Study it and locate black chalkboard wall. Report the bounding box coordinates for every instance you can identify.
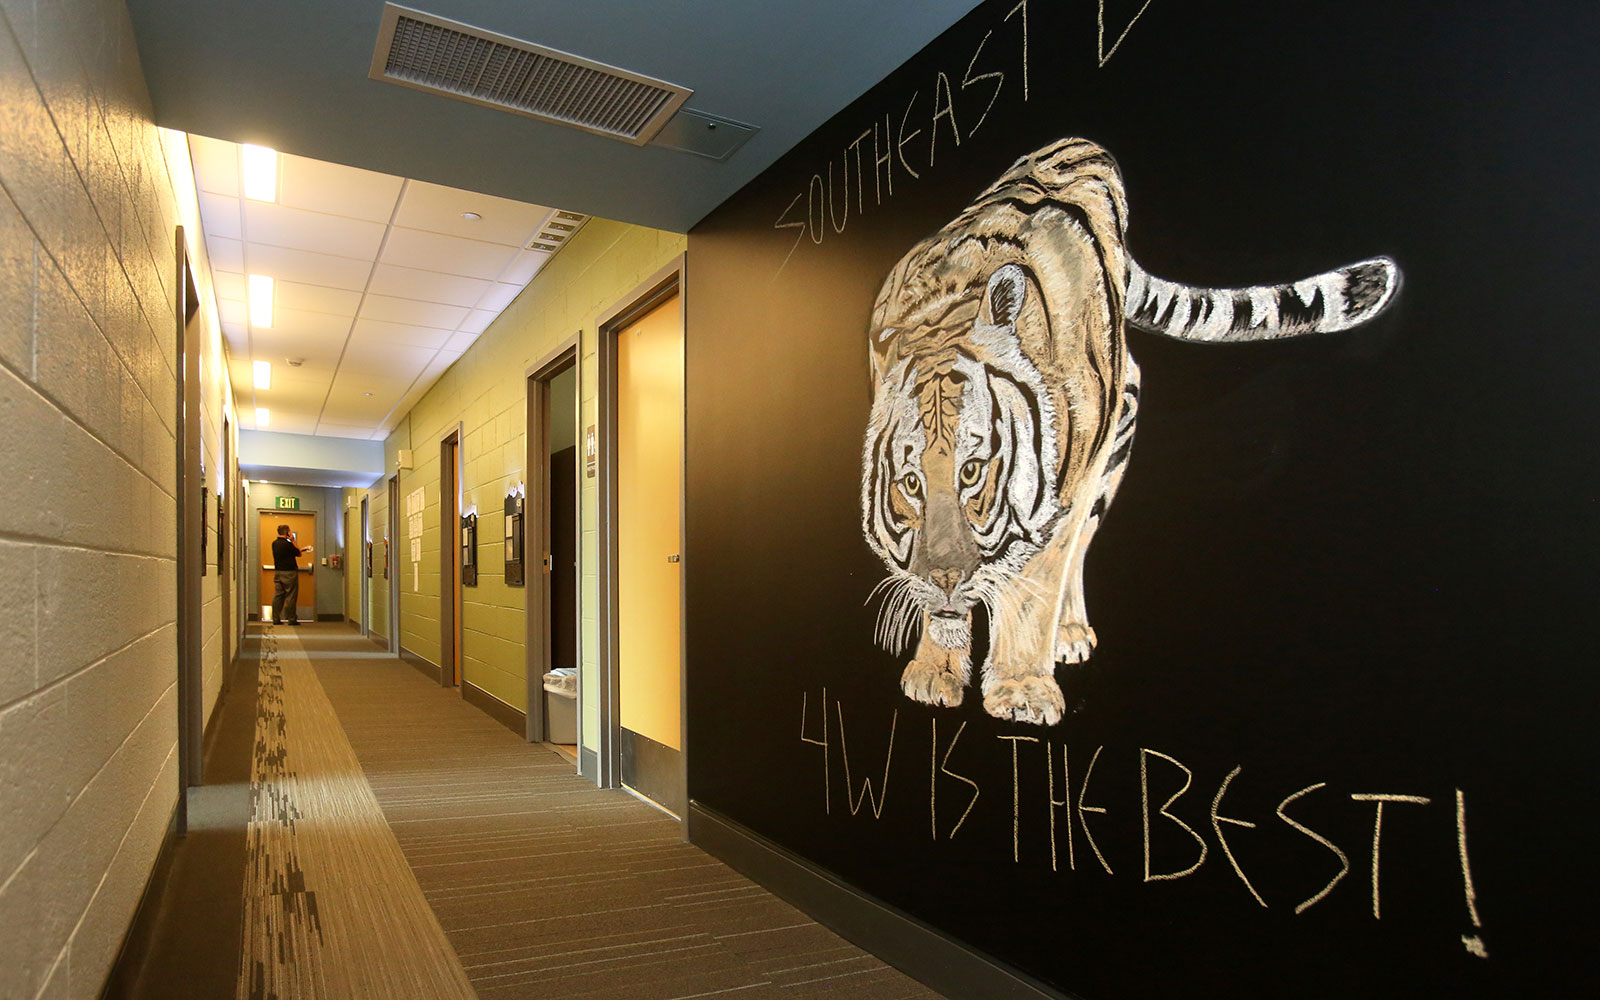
[684,1,1596,996]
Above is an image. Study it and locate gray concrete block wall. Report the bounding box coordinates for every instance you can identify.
[0,2,237,997]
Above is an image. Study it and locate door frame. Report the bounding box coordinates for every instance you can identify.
[258,507,317,624]
[387,474,401,653]
[440,424,464,687]
[219,416,232,678]
[174,229,204,834]
[523,337,581,747]
[596,255,687,804]
[359,496,370,636]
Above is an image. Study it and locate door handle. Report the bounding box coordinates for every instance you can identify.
[666,554,680,563]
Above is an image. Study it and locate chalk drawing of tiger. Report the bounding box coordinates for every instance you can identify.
[861,138,1400,725]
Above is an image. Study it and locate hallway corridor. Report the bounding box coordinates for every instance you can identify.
[115,625,942,1000]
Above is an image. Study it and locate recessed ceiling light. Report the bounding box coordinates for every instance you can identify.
[253,359,271,389]
[241,144,278,202]
[248,274,274,328]
[461,211,482,221]
[255,406,270,427]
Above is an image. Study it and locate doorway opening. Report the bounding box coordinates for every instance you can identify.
[441,429,463,688]
[259,509,316,625]
[599,259,686,817]
[526,342,580,765]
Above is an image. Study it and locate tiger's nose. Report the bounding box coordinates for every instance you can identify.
[930,568,965,596]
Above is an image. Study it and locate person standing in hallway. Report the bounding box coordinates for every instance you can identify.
[271,525,312,625]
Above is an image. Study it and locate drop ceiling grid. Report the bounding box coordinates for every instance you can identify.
[188,134,560,440]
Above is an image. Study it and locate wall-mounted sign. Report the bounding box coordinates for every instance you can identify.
[585,425,597,478]
[275,496,299,510]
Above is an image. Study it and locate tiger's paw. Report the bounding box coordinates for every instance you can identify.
[982,676,1065,726]
[1054,622,1098,665]
[901,658,965,708]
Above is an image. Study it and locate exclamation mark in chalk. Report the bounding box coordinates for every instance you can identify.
[1457,789,1489,959]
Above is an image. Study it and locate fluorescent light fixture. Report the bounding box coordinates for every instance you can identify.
[248,274,274,328]
[240,144,278,202]
[255,406,270,427]
[252,359,271,389]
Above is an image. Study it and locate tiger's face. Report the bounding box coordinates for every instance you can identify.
[862,265,1068,653]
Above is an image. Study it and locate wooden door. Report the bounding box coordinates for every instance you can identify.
[617,294,683,751]
[259,510,316,622]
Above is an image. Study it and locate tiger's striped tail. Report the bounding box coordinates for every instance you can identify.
[1123,256,1400,342]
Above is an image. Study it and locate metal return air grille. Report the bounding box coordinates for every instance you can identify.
[370,4,691,145]
[528,211,588,254]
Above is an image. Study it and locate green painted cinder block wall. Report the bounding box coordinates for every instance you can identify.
[346,219,684,751]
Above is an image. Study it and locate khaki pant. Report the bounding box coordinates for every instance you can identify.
[271,570,300,624]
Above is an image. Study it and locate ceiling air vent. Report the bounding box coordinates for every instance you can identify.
[369,4,691,145]
[527,211,589,254]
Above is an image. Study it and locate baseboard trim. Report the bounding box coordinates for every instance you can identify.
[370,629,388,647]
[98,805,182,999]
[579,745,599,782]
[399,645,440,684]
[686,803,1072,1000]
[463,680,527,736]
[317,612,341,621]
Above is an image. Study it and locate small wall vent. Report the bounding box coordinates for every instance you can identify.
[369,4,691,145]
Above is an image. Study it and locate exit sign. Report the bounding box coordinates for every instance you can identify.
[275,496,300,510]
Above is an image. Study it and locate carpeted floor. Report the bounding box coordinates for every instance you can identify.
[297,624,945,1000]
[238,627,477,1000]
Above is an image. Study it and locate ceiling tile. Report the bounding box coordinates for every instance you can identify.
[321,396,405,424]
[380,227,519,281]
[269,306,352,341]
[315,423,383,439]
[187,134,239,197]
[276,280,363,317]
[351,318,454,350]
[339,339,437,380]
[198,192,241,240]
[475,282,524,313]
[221,321,248,347]
[358,295,469,330]
[245,243,373,291]
[499,249,550,286]
[444,331,477,352]
[208,237,245,272]
[263,414,319,436]
[459,309,497,335]
[278,152,404,223]
[218,297,246,326]
[243,201,387,260]
[422,350,463,378]
[367,264,490,308]
[211,269,246,301]
[249,328,345,370]
[393,181,552,246]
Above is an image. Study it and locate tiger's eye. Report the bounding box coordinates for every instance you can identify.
[960,459,983,487]
[901,474,922,497]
